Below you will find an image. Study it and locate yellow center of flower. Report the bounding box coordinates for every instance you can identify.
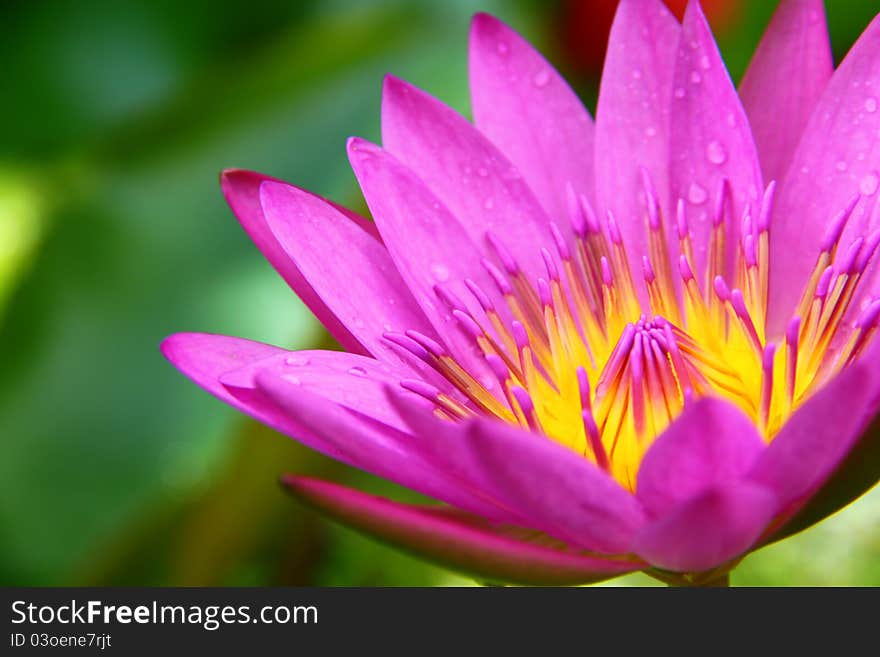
[387,179,880,491]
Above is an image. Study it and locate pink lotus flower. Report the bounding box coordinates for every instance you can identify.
[163,0,880,586]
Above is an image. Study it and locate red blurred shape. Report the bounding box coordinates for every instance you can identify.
[560,0,742,77]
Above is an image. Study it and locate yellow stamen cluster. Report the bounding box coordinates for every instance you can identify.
[389,178,880,491]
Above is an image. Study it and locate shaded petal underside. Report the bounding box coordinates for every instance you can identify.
[282,475,641,585]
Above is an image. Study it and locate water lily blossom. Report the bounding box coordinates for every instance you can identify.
[163,0,880,585]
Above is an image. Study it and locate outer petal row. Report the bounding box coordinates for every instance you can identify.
[739,0,833,184]
[770,13,880,333]
[282,476,641,586]
[164,332,880,576]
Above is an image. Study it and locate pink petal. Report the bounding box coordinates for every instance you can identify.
[669,1,763,281]
[282,476,641,585]
[160,333,345,460]
[347,137,510,382]
[465,418,646,554]
[219,348,429,435]
[385,391,535,526]
[739,0,833,184]
[636,397,767,518]
[387,392,645,553]
[594,0,680,295]
[469,13,596,229]
[254,371,511,520]
[748,356,880,517]
[258,180,438,366]
[380,75,552,282]
[632,481,778,573]
[769,14,880,335]
[220,170,369,355]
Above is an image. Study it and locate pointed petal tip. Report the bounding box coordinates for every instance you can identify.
[280,473,319,496]
[219,168,278,203]
[256,178,291,210]
[160,331,229,370]
[346,135,379,159]
[159,331,192,365]
[381,73,411,100]
[469,12,508,41]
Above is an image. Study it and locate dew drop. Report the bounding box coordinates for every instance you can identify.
[532,69,550,88]
[674,87,686,99]
[705,140,727,165]
[284,375,301,385]
[866,97,878,113]
[632,68,642,80]
[496,42,509,55]
[477,167,489,177]
[699,55,711,71]
[347,366,368,377]
[860,172,879,195]
[431,264,450,282]
[688,182,708,205]
[644,126,657,138]
[483,197,495,210]
[836,160,848,172]
[284,355,310,367]
[689,70,702,84]
[353,317,365,329]
[726,113,736,128]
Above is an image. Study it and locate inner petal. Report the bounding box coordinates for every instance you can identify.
[388,176,880,492]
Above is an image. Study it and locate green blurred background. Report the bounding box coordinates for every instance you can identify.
[1,0,877,587]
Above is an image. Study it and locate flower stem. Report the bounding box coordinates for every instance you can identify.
[697,572,730,587]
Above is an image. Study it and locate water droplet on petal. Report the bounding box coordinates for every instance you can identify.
[644,126,657,138]
[431,264,450,282]
[836,160,848,172]
[726,113,736,128]
[347,366,368,377]
[285,355,310,366]
[632,68,642,79]
[496,42,509,55]
[705,140,727,165]
[860,172,879,195]
[688,182,708,205]
[353,317,365,329]
[284,375,301,385]
[699,55,711,70]
[674,87,686,99]
[483,197,495,210]
[689,71,702,84]
[532,69,550,87]
[865,97,877,113]
[477,167,489,177]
